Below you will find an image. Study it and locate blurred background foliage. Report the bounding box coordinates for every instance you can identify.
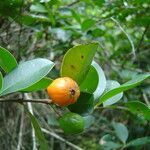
[0,0,150,149]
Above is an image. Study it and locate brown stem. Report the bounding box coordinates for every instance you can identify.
[0,98,52,105]
[95,106,130,111]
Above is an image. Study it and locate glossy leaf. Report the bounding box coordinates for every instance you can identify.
[0,58,54,96]
[60,43,99,84]
[21,77,53,92]
[80,66,98,93]
[125,137,150,148]
[113,122,128,144]
[80,61,106,102]
[83,115,95,129]
[103,80,123,107]
[27,111,49,150]
[99,134,122,150]
[92,61,106,100]
[0,72,3,91]
[97,74,150,106]
[125,101,150,120]
[0,46,18,73]
[68,92,94,116]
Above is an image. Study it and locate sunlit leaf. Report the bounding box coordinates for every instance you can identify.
[61,43,99,84]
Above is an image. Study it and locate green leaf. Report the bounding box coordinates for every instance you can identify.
[83,115,95,129]
[80,65,98,93]
[27,111,49,150]
[68,92,94,116]
[100,134,122,150]
[125,101,150,120]
[112,122,128,144]
[103,80,123,107]
[125,137,150,148]
[91,28,104,37]
[93,0,104,7]
[21,77,53,92]
[0,72,3,91]
[80,61,106,102]
[60,43,98,84]
[97,74,150,106]
[71,9,81,23]
[0,58,54,96]
[30,3,47,13]
[20,14,50,25]
[92,61,106,100]
[101,141,122,150]
[0,46,18,73]
[19,14,36,25]
[29,14,50,22]
[81,19,96,31]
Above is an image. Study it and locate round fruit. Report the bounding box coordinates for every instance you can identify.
[47,77,80,107]
[58,113,84,134]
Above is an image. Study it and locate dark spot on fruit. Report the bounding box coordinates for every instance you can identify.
[70,65,75,69]
[70,89,76,96]
[81,55,84,59]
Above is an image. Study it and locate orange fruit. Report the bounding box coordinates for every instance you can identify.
[47,77,80,106]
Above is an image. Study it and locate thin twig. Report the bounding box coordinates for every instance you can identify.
[136,24,149,52]
[17,108,24,150]
[67,0,80,7]
[111,17,136,59]
[49,105,62,117]
[41,128,83,150]
[25,93,37,150]
[0,98,52,105]
[96,105,130,111]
